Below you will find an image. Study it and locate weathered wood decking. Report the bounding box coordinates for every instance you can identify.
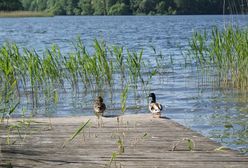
[1,114,248,168]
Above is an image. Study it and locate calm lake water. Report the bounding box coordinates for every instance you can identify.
[0,15,248,154]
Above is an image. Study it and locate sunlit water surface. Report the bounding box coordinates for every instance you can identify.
[0,15,248,154]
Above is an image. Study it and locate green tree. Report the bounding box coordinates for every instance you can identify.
[108,2,130,15]
[174,0,195,14]
[65,0,79,15]
[106,0,117,11]
[78,0,94,15]
[21,0,32,10]
[92,0,107,15]
[130,0,142,14]
[138,0,157,14]
[30,0,47,11]
[156,0,176,14]
[8,0,248,15]
[0,0,23,11]
[51,0,67,15]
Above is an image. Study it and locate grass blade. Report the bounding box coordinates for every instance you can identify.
[62,119,91,147]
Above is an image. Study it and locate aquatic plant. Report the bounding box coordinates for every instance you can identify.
[126,49,144,84]
[189,26,248,90]
[94,40,113,86]
[63,53,79,90]
[42,45,64,87]
[0,38,159,120]
[0,43,20,120]
[23,48,43,108]
[111,46,125,78]
[120,84,129,114]
[74,39,92,88]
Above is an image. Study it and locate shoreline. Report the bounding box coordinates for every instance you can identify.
[0,11,54,18]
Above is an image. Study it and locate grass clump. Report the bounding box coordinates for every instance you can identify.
[189,26,248,90]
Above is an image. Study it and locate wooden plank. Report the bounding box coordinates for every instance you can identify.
[1,114,248,168]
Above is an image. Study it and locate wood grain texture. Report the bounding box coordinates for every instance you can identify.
[1,114,248,168]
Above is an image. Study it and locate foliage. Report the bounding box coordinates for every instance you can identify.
[156,1,176,15]
[78,0,93,15]
[0,0,23,11]
[1,0,247,15]
[92,0,106,15]
[189,26,248,90]
[108,2,131,15]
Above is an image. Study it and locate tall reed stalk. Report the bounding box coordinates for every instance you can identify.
[189,26,248,90]
[127,49,144,84]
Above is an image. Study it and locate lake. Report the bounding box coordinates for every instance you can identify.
[0,15,248,154]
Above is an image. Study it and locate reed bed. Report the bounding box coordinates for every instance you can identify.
[0,39,166,119]
[0,11,53,17]
[189,26,248,90]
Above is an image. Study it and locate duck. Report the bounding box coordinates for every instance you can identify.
[93,96,106,127]
[148,93,163,118]
[93,96,106,117]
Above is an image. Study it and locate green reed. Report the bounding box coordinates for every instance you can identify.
[43,45,64,87]
[0,43,20,119]
[127,49,144,84]
[189,26,248,90]
[0,38,159,119]
[24,49,43,108]
[94,39,113,86]
[120,84,129,114]
[74,40,91,87]
[63,53,79,90]
[112,46,125,78]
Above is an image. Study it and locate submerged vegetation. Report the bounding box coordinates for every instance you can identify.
[189,26,248,90]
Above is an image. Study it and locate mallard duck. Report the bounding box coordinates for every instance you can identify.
[93,96,106,117]
[93,96,106,127]
[148,93,163,118]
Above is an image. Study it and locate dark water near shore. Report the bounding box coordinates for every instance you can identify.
[0,15,248,154]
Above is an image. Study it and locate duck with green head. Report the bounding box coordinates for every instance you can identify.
[148,93,163,118]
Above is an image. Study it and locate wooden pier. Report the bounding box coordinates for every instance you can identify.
[1,114,248,168]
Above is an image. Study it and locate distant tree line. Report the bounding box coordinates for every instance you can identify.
[0,0,247,15]
[0,0,23,11]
